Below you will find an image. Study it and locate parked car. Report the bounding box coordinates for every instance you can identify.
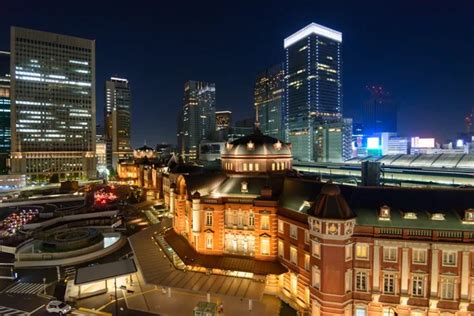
[46,300,71,315]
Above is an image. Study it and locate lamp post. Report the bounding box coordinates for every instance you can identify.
[42,277,46,295]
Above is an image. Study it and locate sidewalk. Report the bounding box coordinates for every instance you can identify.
[121,271,282,316]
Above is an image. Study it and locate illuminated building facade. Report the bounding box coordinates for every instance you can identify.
[105,77,132,170]
[0,51,11,174]
[9,27,96,180]
[159,128,474,316]
[254,63,284,139]
[215,110,231,131]
[284,23,342,161]
[179,80,216,161]
[95,125,107,171]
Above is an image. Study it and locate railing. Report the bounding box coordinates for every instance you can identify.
[377,227,402,236]
[407,229,432,237]
[438,230,463,239]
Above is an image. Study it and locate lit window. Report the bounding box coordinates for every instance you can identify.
[278,220,284,233]
[206,211,213,226]
[290,246,298,265]
[206,234,213,249]
[403,212,417,219]
[304,230,310,244]
[290,224,298,239]
[441,278,455,300]
[442,251,457,266]
[412,249,427,264]
[290,273,298,295]
[464,209,474,222]
[261,215,269,230]
[312,266,320,289]
[412,275,424,297]
[249,163,253,171]
[247,141,254,150]
[278,240,284,257]
[355,243,369,260]
[431,213,445,221]
[355,271,368,292]
[383,273,396,294]
[271,163,275,171]
[241,181,248,193]
[304,253,310,271]
[355,306,367,316]
[312,241,321,258]
[249,212,255,227]
[379,205,391,220]
[243,163,248,171]
[255,163,259,171]
[261,238,270,255]
[345,269,352,292]
[345,244,353,260]
[383,247,397,262]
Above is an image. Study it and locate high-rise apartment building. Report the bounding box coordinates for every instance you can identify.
[363,85,397,135]
[9,27,96,180]
[254,64,284,139]
[284,23,342,161]
[0,51,11,174]
[180,80,216,160]
[314,118,352,162]
[105,77,132,170]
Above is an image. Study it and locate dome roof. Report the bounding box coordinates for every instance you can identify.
[309,183,355,220]
[222,128,291,157]
[136,145,154,152]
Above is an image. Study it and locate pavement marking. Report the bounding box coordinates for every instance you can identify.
[0,305,28,315]
[5,282,44,294]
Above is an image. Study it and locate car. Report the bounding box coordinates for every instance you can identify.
[46,300,72,315]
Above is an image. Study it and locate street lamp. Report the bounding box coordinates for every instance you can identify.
[42,277,46,295]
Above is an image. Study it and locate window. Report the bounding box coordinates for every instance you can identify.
[355,306,367,316]
[383,247,397,262]
[441,279,455,300]
[261,238,270,255]
[312,241,321,258]
[355,243,369,260]
[206,234,213,249]
[345,269,352,292]
[243,163,248,171]
[412,275,424,297]
[383,273,396,294]
[442,251,457,266]
[312,267,320,289]
[345,244,353,261]
[278,220,284,233]
[249,163,253,171]
[206,211,213,226]
[278,240,284,257]
[249,212,255,227]
[355,271,368,292]
[304,253,310,271]
[255,163,259,171]
[261,215,269,230]
[290,224,298,239]
[412,249,427,264]
[290,273,298,295]
[304,230,310,244]
[290,246,298,265]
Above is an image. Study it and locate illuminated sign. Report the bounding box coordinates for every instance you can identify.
[456,139,464,147]
[411,137,435,148]
[367,137,380,149]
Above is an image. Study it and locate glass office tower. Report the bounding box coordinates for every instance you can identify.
[10,27,96,181]
[180,80,216,161]
[105,77,132,170]
[254,64,284,139]
[284,23,342,161]
[0,51,10,174]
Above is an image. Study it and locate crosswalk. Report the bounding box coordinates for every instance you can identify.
[5,282,44,295]
[0,305,27,315]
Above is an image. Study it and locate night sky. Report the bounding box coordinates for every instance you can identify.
[2,0,474,147]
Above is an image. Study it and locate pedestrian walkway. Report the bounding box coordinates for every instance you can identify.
[0,305,28,315]
[5,282,44,295]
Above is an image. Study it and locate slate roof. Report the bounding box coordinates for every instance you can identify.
[223,128,291,157]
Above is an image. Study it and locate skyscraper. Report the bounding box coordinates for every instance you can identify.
[284,23,342,161]
[363,85,397,135]
[105,77,132,170]
[314,118,352,162]
[254,64,284,139]
[180,80,216,160]
[10,27,96,180]
[215,110,231,131]
[0,51,11,174]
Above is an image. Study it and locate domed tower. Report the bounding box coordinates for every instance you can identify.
[221,128,292,174]
[307,182,356,316]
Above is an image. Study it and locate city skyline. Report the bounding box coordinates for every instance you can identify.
[2,1,473,147]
